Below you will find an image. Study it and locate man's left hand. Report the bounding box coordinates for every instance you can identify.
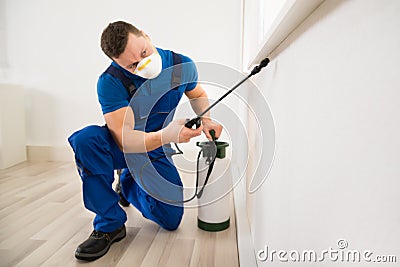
[201,119,223,140]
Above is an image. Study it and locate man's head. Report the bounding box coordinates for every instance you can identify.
[101,21,142,59]
[101,21,156,75]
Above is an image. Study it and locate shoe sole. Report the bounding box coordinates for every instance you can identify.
[75,227,126,261]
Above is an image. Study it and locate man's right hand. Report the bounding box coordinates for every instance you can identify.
[161,118,203,144]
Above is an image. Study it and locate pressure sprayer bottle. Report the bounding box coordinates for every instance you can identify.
[184,57,270,231]
[196,130,231,231]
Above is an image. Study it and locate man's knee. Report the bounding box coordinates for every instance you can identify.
[68,125,114,177]
[162,218,182,231]
[68,125,106,152]
[157,204,184,231]
[138,191,183,230]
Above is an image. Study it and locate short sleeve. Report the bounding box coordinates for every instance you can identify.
[97,73,130,114]
[180,54,198,91]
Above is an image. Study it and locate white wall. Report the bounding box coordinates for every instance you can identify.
[247,0,400,265]
[1,0,241,148]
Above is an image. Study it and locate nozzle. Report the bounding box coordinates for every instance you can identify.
[250,57,270,76]
[259,57,270,68]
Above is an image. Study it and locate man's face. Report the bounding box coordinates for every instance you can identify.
[112,32,155,74]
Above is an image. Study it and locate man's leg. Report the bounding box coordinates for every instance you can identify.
[120,170,184,231]
[121,152,184,231]
[68,125,127,261]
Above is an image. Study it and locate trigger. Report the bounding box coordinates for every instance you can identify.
[195,120,201,129]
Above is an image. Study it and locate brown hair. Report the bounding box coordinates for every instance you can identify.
[100,21,142,59]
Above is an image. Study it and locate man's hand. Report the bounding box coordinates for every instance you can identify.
[201,118,223,141]
[161,118,204,144]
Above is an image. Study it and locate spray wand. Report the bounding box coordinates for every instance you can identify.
[136,57,271,204]
[184,57,270,129]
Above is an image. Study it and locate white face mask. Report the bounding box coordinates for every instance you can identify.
[133,51,162,79]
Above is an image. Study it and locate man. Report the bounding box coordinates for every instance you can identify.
[68,21,222,261]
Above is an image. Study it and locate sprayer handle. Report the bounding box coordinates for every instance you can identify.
[209,129,217,141]
[185,117,201,129]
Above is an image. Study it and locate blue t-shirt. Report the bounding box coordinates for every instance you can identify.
[97,48,198,115]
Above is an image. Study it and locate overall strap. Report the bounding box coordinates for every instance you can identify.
[171,51,182,89]
[104,65,137,96]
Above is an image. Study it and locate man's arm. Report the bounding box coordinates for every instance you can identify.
[185,84,223,140]
[104,106,203,153]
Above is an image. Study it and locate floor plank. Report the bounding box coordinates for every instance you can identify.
[0,161,239,266]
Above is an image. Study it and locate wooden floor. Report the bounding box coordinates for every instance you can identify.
[0,161,239,267]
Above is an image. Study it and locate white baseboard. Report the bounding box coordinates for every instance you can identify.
[26,146,74,162]
[232,165,258,266]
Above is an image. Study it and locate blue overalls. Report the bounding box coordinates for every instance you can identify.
[68,49,197,233]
